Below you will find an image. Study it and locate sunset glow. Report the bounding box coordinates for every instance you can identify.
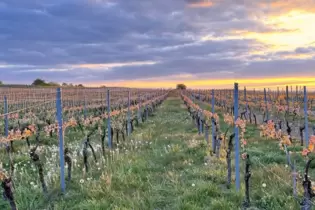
[242,11,315,51]
[88,76,315,90]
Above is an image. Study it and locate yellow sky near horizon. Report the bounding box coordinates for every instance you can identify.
[87,76,315,90]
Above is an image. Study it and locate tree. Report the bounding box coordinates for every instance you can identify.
[32,79,47,86]
[176,84,187,90]
[0,81,3,85]
[62,83,68,87]
[77,84,84,87]
[48,82,60,86]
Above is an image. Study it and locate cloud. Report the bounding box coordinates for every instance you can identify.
[262,0,315,14]
[0,0,315,88]
[187,1,214,8]
[68,61,158,70]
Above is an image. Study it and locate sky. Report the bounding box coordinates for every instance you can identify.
[0,0,315,89]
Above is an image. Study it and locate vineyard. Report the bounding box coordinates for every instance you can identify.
[1,84,315,209]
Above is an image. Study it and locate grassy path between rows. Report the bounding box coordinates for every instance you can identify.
[57,97,241,210]
[75,97,242,210]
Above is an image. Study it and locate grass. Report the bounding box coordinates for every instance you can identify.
[0,96,312,209]
[195,97,315,209]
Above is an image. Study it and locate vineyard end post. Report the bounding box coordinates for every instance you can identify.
[127,90,131,136]
[234,83,240,191]
[264,88,269,121]
[84,89,87,120]
[286,85,289,110]
[304,86,309,147]
[3,96,9,148]
[56,88,66,193]
[138,93,141,122]
[4,96,8,137]
[244,87,248,112]
[211,89,215,151]
[107,89,112,149]
[145,94,148,120]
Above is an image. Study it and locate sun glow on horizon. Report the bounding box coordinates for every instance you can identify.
[86,76,315,90]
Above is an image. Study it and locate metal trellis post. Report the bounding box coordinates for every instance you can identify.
[56,88,66,193]
[107,89,112,149]
[234,83,240,191]
[304,86,309,147]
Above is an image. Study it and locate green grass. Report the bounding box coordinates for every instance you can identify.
[195,98,315,209]
[0,97,312,209]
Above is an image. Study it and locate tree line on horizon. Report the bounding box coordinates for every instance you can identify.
[0,79,187,89]
[0,79,85,88]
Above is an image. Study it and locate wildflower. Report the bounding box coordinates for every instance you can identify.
[280,135,291,146]
[309,144,314,152]
[80,179,84,184]
[242,140,247,146]
[192,183,195,187]
[302,148,310,156]
[241,153,247,160]
[262,183,266,188]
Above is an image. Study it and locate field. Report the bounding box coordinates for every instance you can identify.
[1,87,315,210]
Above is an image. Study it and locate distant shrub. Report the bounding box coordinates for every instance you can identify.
[176,84,187,90]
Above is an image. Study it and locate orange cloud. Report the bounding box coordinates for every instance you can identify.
[187,1,213,8]
[266,0,315,14]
